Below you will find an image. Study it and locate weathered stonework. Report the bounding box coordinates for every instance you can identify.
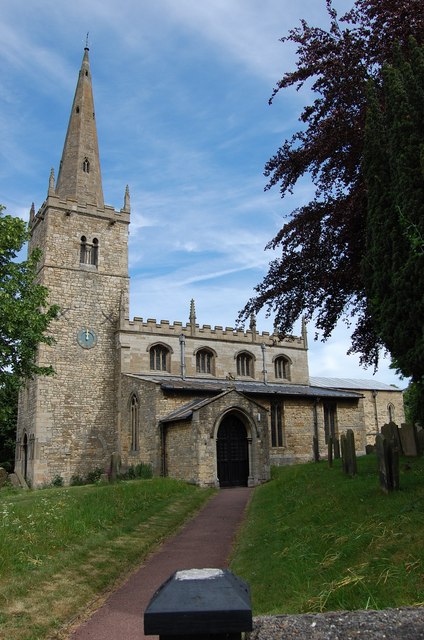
[15,47,404,489]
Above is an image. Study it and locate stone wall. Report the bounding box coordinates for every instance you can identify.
[119,324,310,385]
[16,195,130,486]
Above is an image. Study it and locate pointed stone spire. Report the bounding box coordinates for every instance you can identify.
[123,185,131,213]
[189,299,196,336]
[48,168,55,196]
[55,47,104,208]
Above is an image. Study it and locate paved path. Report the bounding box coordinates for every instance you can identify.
[70,487,252,640]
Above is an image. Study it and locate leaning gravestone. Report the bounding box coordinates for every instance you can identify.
[14,469,29,489]
[399,423,419,457]
[0,467,8,488]
[8,473,21,488]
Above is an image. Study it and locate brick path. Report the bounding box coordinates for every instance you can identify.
[69,487,252,640]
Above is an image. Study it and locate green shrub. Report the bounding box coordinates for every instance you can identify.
[51,474,64,487]
[69,474,85,486]
[135,463,153,479]
[85,467,104,484]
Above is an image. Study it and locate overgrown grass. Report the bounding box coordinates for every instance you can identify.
[0,478,214,640]
[230,454,424,615]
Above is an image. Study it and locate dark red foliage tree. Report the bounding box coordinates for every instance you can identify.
[239,0,424,369]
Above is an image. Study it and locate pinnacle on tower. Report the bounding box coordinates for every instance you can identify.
[55,47,104,208]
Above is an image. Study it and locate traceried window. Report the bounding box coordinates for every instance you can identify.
[83,157,90,173]
[271,402,284,447]
[274,356,291,380]
[130,394,139,452]
[236,352,253,377]
[80,236,98,267]
[149,344,170,372]
[196,349,214,375]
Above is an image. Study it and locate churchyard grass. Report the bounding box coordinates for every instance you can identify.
[230,454,424,614]
[0,478,214,640]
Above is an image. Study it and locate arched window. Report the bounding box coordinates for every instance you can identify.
[236,352,254,377]
[130,394,139,452]
[388,403,395,423]
[274,356,291,380]
[150,344,170,372]
[196,348,215,375]
[80,236,87,263]
[83,157,90,173]
[80,236,99,267]
[91,238,98,266]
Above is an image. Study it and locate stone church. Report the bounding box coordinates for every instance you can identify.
[15,48,404,488]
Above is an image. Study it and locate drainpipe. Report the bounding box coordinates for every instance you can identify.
[179,334,186,380]
[160,422,167,477]
[261,343,267,385]
[372,390,379,433]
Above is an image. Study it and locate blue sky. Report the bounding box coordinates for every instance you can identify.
[0,0,406,388]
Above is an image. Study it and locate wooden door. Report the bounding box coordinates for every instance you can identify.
[216,415,248,487]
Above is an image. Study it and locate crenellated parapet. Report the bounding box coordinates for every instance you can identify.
[120,316,306,349]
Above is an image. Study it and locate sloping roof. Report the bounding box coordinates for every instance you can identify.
[309,377,403,392]
[124,374,362,400]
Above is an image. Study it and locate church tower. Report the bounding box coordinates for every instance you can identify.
[16,48,130,486]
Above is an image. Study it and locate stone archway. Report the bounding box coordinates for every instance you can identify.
[216,413,249,487]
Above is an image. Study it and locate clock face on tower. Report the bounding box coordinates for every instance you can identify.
[77,328,97,349]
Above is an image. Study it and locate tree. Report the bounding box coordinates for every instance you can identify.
[363,39,424,382]
[239,0,424,370]
[0,205,59,464]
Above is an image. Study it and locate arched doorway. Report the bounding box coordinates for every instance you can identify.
[216,414,249,487]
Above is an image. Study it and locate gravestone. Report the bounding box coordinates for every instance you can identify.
[340,434,347,474]
[345,429,357,477]
[399,423,419,457]
[328,436,333,467]
[0,467,8,488]
[109,452,121,481]
[381,422,402,453]
[14,469,29,489]
[334,438,341,459]
[8,473,21,488]
[375,433,400,493]
[416,427,424,455]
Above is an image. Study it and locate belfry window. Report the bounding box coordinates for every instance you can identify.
[150,344,170,372]
[274,356,291,380]
[196,349,214,375]
[80,236,99,267]
[130,394,139,452]
[83,157,90,173]
[236,352,253,377]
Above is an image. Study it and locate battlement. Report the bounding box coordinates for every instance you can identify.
[121,316,306,349]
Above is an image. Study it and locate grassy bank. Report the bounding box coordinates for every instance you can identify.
[230,454,424,614]
[0,478,214,640]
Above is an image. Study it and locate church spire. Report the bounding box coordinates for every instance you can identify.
[55,47,104,208]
